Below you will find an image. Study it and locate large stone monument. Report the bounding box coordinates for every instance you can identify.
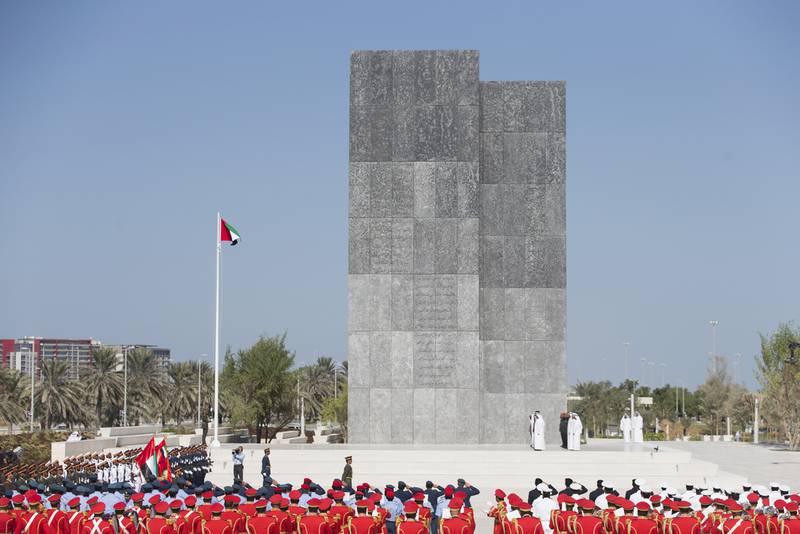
[347,50,566,444]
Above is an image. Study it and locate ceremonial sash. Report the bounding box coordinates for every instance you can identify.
[89,519,105,534]
[23,513,39,534]
[48,512,61,528]
[69,513,83,525]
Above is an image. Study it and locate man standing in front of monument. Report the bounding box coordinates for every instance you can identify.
[620,413,632,443]
[559,414,569,449]
[567,413,583,451]
[530,412,545,451]
[260,448,271,487]
[342,456,353,489]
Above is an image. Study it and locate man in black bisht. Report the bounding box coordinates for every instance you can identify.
[559,413,569,449]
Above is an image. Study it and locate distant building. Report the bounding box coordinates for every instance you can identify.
[0,337,171,379]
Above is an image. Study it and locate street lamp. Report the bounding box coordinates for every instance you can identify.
[709,320,719,373]
[640,358,647,387]
[623,341,631,382]
[122,346,135,427]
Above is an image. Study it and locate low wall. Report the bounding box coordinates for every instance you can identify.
[51,438,118,461]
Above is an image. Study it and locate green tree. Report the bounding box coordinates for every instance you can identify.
[166,362,198,425]
[321,382,348,440]
[84,347,123,426]
[757,323,800,449]
[297,357,338,422]
[34,359,91,429]
[222,334,296,442]
[698,355,735,435]
[573,381,628,437]
[0,368,27,433]
[126,347,166,425]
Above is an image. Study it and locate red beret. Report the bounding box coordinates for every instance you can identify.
[0,498,9,508]
[303,478,312,484]
[319,499,332,512]
[27,494,42,505]
[444,487,454,498]
[518,502,532,512]
[154,502,169,515]
[385,489,395,499]
[775,500,786,510]
[67,497,81,508]
[11,495,25,505]
[404,501,418,514]
[224,495,238,504]
[131,493,144,503]
[578,499,596,511]
[245,488,257,497]
[289,491,301,501]
[495,489,507,499]
[413,492,425,502]
[114,503,126,511]
[448,498,463,509]
[91,503,105,515]
[650,495,662,504]
[280,499,289,508]
[47,495,61,504]
[87,496,99,505]
[636,502,651,511]
[269,495,282,505]
[785,502,798,512]
[332,480,343,489]
[307,498,320,508]
[332,491,344,500]
[184,496,197,507]
[557,493,574,504]
[254,499,267,510]
[211,503,224,513]
[508,493,522,506]
[169,500,182,510]
[148,495,161,505]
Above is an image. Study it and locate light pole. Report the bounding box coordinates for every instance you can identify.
[709,320,719,373]
[640,358,647,387]
[123,346,133,427]
[658,363,667,387]
[623,341,631,382]
[29,345,35,432]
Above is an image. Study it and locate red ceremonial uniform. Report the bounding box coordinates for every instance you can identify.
[343,516,379,534]
[329,505,353,534]
[203,518,234,534]
[440,517,470,534]
[665,517,701,534]
[146,517,177,534]
[178,511,202,534]
[511,517,545,534]
[779,519,800,534]
[65,511,86,534]
[45,508,67,534]
[1,511,17,534]
[626,518,658,534]
[80,517,115,534]
[287,508,307,534]
[264,512,291,534]
[247,515,278,534]
[117,516,137,534]
[489,504,508,534]
[220,512,245,534]
[17,511,52,534]
[298,514,330,534]
[721,518,754,534]
[397,518,426,534]
[572,515,604,534]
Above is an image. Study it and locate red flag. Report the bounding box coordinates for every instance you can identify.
[155,439,172,482]
[134,437,156,470]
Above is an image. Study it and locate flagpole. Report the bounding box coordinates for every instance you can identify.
[212,211,221,447]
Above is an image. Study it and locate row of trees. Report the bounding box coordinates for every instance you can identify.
[0,335,348,442]
[572,323,800,449]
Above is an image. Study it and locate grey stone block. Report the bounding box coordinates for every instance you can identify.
[391,218,414,274]
[348,275,370,331]
[413,388,436,444]
[435,51,458,104]
[457,274,479,331]
[391,51,415,106]
[504,288,527,341]
[434,162,458,217]
[479,288,505,340]
[524,288,549,341]
[479,235,504,288]
[390,388,413,443]
[456,162,479,218]
[391,106,415,161]
[369,388,392,442]
[545,289,566,340]
[412,331,438,386]
[390,333,414,387]
[413,105,439,162]
[349,51,392,106]
[546,132,566,185]
[456,394,479,443]
[503,393,531,444]
[349,163,371,218]
[525,237,566,288]
[413,219,436,274]
[348,218,370,274]
[438,105,457,161]
[501,183,528,236]
[523,341,567,393]
[413,276,436,330]
[347,387,370,443]
[434,389,458,443]
[413,51,437,105]
[369,218,392,274]
[503,81,565,133]
[349,105,392,162]
[455,106,479,162]
[526,184,566,237]
[503,132,547,183]
[434,275,458,331]
[413,163,435,218]
[479,82,503,132]
[481,340,505,393]
[479,184,502,236]
[479,133,503,184]
[456,331,479,389]
[479,392,506,443]
[392,163,414,216]
[454,51,479,106]
[390,274,414,331]
[503,341,526,393]
[503,236,526,288]
[369,332,392,387]
[369,163,393,217]
[347,333,371,388]
[435,219,458,274]
[369,275,392,331]
[456,218,479,274]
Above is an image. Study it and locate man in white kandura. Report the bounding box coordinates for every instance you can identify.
[530,411,545,451]
[632,411,644,443]
[567,412,583,451]
[620,413,632,443]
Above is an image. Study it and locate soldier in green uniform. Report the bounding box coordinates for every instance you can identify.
[342,455,353,489]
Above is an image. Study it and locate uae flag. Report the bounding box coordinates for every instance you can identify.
[220,218,240,245]
[135,437,172,481]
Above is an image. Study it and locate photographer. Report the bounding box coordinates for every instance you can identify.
[231,446,244,484]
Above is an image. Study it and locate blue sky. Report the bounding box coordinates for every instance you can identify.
[1,1,797,389]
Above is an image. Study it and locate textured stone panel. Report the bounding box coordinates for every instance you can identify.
[479,82,503,132]
[503,133,547,184]
[413,388,436,444]
[456,393,479,443]
[479,235,504,287]
[503,81,565,133]
[455,106,479,162]
[479,392,506,443]
[369,332,392,387]
[413,276,436,330]
[525,237,566,288]
[457,275,479,331]
[545,289,566,341]
[480,133,503,184]
[390,274,414,331]
[413,219,436,274]
[435,51,459,104]
[347,387,370,443]
[391,51,415,106]
[526,184,566,237]
[413,105,439,162]
[348,275,370,332]
[480,287,505,340]
[501,184,528,236]
[456,331,479,388]
[369,388,392,442]
[392,163,414,217]
[504,288,527,341]
[456,219,479,274]
[350,51,392,107]
[524,341,567,393]
[349,105,392,162]
[348,333,370,388]
[435,219,458,274]
[481,339,505,394]
[454,51,479,106]
[503,236,526,288]
[412,332,438,386]
[391,219,414,274]
[348,219,370,274]
[434,389,458,442]
[390,332,414,386]
[369,163,393,217]
[349,163,370,218]
[413,163,435,218]
[390,388,413,443]
[546,132,566,185]
[434,162,458,217]
[525,288,550,340]
[369,275,392,331]
[456,163,479,218]
[503,341,526,393]
[391,106,415,162]
[434,275,458,330]
[369,219,392,274]
[412,51,437,105]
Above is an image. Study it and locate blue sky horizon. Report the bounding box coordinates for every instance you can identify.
[1,1,798,389]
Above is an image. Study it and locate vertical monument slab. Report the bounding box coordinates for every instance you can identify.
[348,50,566,444]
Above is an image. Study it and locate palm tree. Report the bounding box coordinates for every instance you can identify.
[298,357,339,421]
[34,359,90,429]
[126,347,166,425]
[0,368,27,433]
[166,362,197,425]
[84,347,124,426]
